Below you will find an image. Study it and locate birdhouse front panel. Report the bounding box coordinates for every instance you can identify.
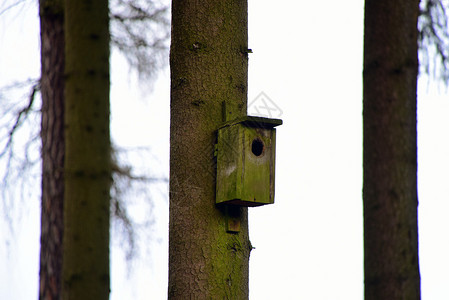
[240,126,275,205]
[215,116,281,207]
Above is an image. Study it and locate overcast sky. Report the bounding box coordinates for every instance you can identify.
[2,0,449,299]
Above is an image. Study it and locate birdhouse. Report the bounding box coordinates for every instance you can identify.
[215,116,282,207]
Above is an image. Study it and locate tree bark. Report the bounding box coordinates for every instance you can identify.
[363,0,421,298]
[169,0,251,298]
[39,1,65,299]
[62,0,111,299]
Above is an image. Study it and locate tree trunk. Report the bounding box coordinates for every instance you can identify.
[62,0,111,299]
[363,0,421,298]
[169,1,251,298]
[39,1,65,299]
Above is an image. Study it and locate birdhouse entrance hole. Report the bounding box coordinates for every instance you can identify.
[251,138,264,156]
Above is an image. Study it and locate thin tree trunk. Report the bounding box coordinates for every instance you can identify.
[363,0,421,298]
[39,1,65,299]
[62,0,111,298]
[169,1,251,298]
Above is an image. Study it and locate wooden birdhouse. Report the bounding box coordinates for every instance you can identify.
[215,116,282,207]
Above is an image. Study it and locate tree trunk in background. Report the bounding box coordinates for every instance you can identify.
[363,0,421,298]
[39,1,65,299]
[62,0,111,299]
[169,0,251,298]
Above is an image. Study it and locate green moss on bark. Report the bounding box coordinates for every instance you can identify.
[62,0,111,299]
[169,0,251,298]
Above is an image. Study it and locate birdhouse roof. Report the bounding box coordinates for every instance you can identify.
[218,116,283,130]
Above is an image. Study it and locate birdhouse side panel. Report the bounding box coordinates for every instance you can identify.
[215,125,244,204]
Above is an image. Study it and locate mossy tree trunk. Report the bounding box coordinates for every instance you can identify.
[39,0,65,299]
[363,0,421,298]
[62,0,111,299]
[169,0,251,298]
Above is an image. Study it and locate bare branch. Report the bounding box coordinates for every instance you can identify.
[0,80,40,158]
[0,0,27,17]
[419,0,449,83]
[110,145,168,263]
[110,0,170,84]
[0,79,41,223]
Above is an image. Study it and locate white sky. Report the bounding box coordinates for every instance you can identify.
[1,0,449,299]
